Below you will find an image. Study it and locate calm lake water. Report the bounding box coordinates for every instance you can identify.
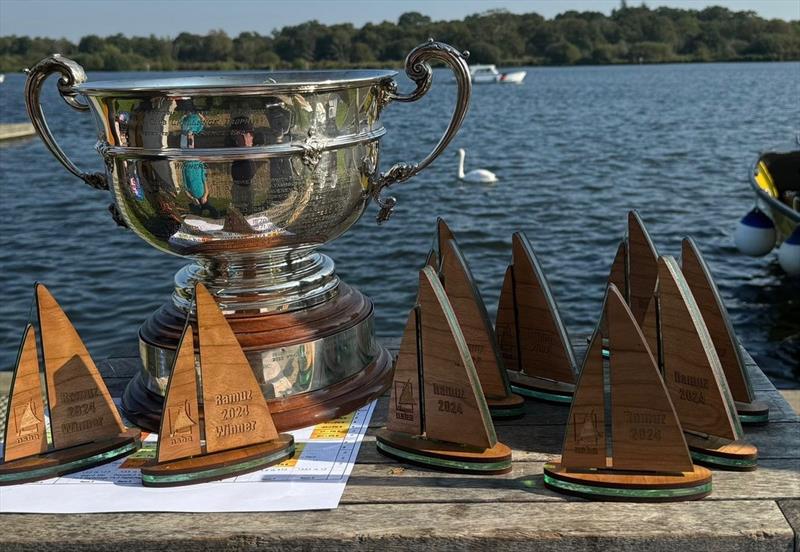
[0,62,797,386]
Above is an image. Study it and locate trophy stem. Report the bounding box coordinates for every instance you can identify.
[174,250,340,315]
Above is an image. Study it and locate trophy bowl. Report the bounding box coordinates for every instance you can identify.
[25,39,472,431]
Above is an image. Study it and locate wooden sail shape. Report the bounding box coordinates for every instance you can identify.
[377,266,512,474]
[438,237,524,418]
[681,237,768,424]
[2,325,48,462]
[37,283,126,448]
[1,284,141,486]
[496,232,577,404]
[545,284,712,502]
[644,256,757,471]
[627,211,659,324]
[142,283,294,487]
[156,325,202,463]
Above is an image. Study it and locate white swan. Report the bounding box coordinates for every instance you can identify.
[458,148,497,183]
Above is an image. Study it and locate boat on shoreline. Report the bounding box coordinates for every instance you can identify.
[735,138,800,273]
[470,64,526,84]
[749,141,800,245]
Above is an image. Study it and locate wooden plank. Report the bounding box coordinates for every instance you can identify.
[777,499,800,552]
[0,501,792,552]
[339,458,800,503]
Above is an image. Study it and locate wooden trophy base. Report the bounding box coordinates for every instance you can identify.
[141,435,295,487]
[487,393,526,419]
[684,433,758,471]
[125,283,393,433]
[736,400,770,425]
[375,430,512,475]
[0,430,141,486]
[543,461,712,502]
[507,371,574,405]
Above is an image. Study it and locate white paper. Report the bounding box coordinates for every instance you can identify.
[0,401,374,513]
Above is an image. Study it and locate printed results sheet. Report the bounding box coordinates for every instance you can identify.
[0,401,374,513]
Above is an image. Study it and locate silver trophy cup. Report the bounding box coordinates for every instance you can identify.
[25,39,471,430]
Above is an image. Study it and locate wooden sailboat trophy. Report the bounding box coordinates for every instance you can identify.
[431,218,525,419]
[604,210,660,325]
[681,237,769,424]
[140,283,294,487]
[495,231,579,404]
[641,256,758,471]
[376,266,512,474]
[544,284,712,502]
[1,284,141,486]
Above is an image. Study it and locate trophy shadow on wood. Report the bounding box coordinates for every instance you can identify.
[430,218,525,419]
[376,266,512,475]
[141,283,294,487]
[496,231,578,404]
[1,284,141,486]
[544,284,712,502]
[641,257,757,471]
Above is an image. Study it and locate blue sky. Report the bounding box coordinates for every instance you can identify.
[1,0,797,40]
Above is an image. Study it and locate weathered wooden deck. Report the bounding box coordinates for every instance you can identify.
[1,338,798,551]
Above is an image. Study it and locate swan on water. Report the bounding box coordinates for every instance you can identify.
[458,148,497,183]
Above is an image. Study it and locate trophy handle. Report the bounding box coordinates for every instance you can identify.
[24,55,108,191]
[373,39,472,223]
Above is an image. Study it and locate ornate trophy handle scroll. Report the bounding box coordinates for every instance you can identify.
[24,55,108,191]
[372,39,472,223]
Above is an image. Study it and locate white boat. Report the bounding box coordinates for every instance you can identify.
[0,74,5,84]
[469,65,526,84]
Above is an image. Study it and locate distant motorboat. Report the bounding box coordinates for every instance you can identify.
[0,74,5,84]
[469,65,526,84]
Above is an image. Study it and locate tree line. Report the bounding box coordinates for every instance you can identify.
[1,5,798,72]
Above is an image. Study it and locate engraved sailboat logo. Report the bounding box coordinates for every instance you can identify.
[169,401,197,437]
[395,380,414,413]
[14,401,42,437]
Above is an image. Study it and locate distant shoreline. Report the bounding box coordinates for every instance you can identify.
[1,6,797,73]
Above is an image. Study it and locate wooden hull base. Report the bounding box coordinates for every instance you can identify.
[685,434,758,471]
[543,462,713,502]
[375,430,512,475]
[141,436,295,487]
[736,400,770,425]
[508,371,574,405]
[487,393,526,419]
[0,432,141,486]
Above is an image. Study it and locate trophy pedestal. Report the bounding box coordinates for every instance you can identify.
[122,255,392,432]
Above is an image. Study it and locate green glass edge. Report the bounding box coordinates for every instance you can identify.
[142,443,294,484]
[543,473,712,499]
[511,385,572,404]
[738,412,769,424]
[690,449,757,468]
[376,441,511,472]
[489,405,526,418]
[0,441,139,483]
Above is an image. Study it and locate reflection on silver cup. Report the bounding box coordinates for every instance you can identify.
[24,40,472,431]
